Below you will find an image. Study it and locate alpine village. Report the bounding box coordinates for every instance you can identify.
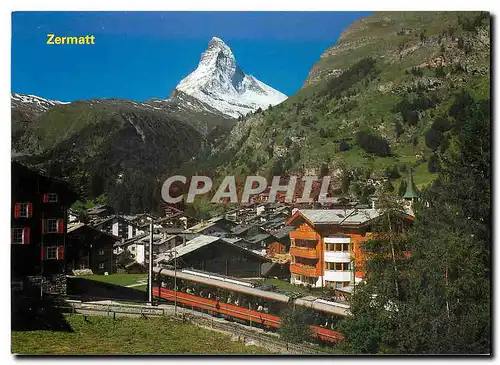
[11,12,490,355]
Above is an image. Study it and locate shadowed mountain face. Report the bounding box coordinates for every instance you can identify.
[12,98,207,214]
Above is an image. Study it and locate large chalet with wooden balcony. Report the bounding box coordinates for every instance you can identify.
[286,208,414,289]
[11,161,78,296]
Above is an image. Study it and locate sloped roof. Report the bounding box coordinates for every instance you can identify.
[271,226,294,240]
[230,223,254,235]
[156,234,270,264]
[91,214,141,228]
[185,218,223,233]
[246,233,272,244]
[67,222,120,241]
[291,209,382,226]
[170,235,220,258]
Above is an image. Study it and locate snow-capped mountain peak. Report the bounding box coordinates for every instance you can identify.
[174,37,287,118]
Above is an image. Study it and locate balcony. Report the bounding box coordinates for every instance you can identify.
[290,263,319,277]
[290,246,319,259]
[324,270,353,282]
[324,251,351,263]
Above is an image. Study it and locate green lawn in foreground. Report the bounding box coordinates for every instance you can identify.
[81,274,147,287]
[11,315,273,355]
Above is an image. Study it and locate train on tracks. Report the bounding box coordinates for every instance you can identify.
[152,267,348,343]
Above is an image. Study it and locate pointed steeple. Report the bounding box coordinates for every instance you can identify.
[403,168,419,200]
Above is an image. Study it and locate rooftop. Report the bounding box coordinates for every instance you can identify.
[295,208,382,226]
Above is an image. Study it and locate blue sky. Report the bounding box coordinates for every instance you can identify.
[12,11,371,102]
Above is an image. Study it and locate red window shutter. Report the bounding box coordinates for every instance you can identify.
[57,219,64,233]
[57,246,64,260]
[41,247,47,260]
[43,194,49,203]
[14,203,20,218]
[41,219,45,234]
[26,203,33,218]
[23,227,30,244]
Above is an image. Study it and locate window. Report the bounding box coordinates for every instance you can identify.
[47,219,58,233]
[43,219,64,233]
[43,193,58,203]
[99,263,105,269]
[42,246,63,260]
[326,243,349,252]
[326,262,350,271]
[47,246,57,260]
[12,228,30,244]
[12,228,23,244]
[14,203,32,218]
[99,249,105,256]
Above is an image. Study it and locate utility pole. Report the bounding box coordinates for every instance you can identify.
[148,220,153,305]
[174,237,181,316]
[40,212,44,298]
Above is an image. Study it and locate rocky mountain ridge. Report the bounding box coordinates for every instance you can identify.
[198,11,490,198]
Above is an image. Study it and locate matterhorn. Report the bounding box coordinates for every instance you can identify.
[173,37,287,118]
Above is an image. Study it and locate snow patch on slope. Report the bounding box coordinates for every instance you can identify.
[11,93,69,111]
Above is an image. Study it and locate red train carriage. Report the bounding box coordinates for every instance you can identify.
[152,267,346,343]
[295,296,348,342]
[153,267,287,328]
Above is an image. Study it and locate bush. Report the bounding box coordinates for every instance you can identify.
[384,165,401,179]
[425,128,444,151]
[398,179,408,197]
[410,67,423,76]
[431,117,452,132]
[435,67,446,78]
[403,110,419,126]
[458,12,488,32]
[383,179,395,193]
[324,57,378,99]
[339,140,351,152]
[278,305,314,344]
[356,131,391,157]
[427,153,440,173]
[319,127,335,138]
[440,135,450,153]
[393,94,438,126]
[448,90,474,121]
[394,120,403,137]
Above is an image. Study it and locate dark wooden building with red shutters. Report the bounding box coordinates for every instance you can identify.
[11,161,78,296]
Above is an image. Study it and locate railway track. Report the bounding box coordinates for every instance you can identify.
[58,299,331,355]
[191,315,328,355]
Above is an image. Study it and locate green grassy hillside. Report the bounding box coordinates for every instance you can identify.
[200,12,490,194]
[14,99,205,214]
